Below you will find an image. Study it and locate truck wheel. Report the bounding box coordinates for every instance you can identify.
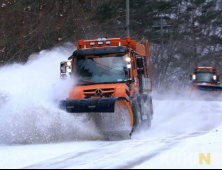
[134,94,151,130]
[132,97,141,131]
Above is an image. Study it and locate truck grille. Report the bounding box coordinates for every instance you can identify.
[83,88,115,98]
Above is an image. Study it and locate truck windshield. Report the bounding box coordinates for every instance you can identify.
[75,53,129,85]
[195,73,214,83]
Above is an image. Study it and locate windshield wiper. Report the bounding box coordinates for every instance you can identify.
[80,79,94,83]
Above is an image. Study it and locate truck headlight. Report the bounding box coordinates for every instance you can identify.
[127,64,131,68]
[213,75,217,81]
[125,57,131,62]
[192,74,196,80]
[67,61,72,66]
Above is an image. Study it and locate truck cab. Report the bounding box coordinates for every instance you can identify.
[60,37,153,101]
[191,67,220,86]
[190,67,221,99]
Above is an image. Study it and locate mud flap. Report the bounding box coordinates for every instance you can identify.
[59,98,133,140]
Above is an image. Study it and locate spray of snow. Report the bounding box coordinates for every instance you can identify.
[0,43,101,144]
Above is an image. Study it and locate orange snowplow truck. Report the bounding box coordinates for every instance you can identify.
[190,67,222,97]
[59,37,153,140]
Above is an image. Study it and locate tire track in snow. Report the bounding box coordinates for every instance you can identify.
[117,131,208,169]
[24,99,222,169]
[24,132,208,169]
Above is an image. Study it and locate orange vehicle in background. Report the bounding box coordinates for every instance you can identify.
[59,37,153,140]
[190,67,222,99]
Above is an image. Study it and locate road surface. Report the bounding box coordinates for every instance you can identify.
[1,98,222,169]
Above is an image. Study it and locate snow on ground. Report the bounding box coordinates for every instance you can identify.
[132,98,222,169]
[0,142,97,169]
[1,45,222,169]
[134,126,222,169]
[0,99,222,169]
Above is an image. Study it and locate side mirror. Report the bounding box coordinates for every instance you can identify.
[136,57,144,75]
[60,62,68,80]
[190,74,196,81]
[136,57,143,69]
[60,62,67,74]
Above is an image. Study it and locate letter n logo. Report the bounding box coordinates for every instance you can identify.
[199,153,211,165]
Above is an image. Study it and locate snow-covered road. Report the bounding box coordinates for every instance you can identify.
[1,46,222,169]
[1,99,222,169]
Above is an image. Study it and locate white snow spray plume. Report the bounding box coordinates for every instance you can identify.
[133,92,222,139]
[0,43,101,145]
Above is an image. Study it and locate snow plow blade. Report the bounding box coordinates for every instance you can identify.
[194,85,222,92]
[59,98,133,140]
[60,97,120,113]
